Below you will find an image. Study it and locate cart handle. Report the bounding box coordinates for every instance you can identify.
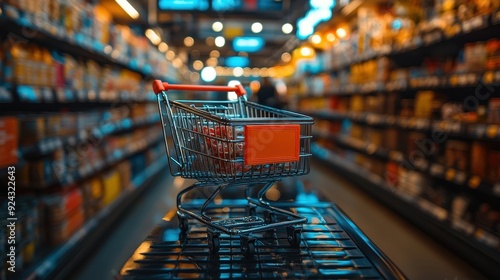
[153,80,246,97]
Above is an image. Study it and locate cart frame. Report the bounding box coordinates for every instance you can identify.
[152,80,313,256]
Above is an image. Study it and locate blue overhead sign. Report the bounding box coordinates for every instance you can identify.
[158,0,209,10]
[232,37,265,52]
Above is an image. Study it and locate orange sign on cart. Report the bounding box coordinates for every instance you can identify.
[244,124,300,165]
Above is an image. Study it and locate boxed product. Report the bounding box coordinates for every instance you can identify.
[80,177,104,219]
[41,186,84,245]
[0,117,18,168]
[116,160,132,190]
[350,95,365,112]
[384,128,400,151]
[350,124,364,140]
[400,99,414,118]
[365,94,385,114]
[398,169,426,197]
[471,141,488,178]
[488,98,500,124]
[415,91,445,119]
[488,150,500,183]
[385,93,400,116]
[101,169,122,206]
[445,140,470,172]
[18,115,46,146]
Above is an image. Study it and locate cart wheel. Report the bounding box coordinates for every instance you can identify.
[240,235,256,258]
[287,226,302,247]
[178,214,189,232]
[207,228,221,255]
[264,210,276,224]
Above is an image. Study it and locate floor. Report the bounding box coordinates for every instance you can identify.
[72,161,486,280]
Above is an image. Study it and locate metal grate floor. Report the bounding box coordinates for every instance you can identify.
[120,200,404,279]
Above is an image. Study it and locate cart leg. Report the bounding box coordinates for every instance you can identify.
[264,210,276,224]
[246,202,257,216]
[240,235,256,258]
[207,228,221,255]
[177,211,189,232]
[286,225,302,247]
[201,184,227,221]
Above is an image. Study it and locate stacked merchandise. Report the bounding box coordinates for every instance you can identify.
[293,0,500,277]
[0,0,174,277]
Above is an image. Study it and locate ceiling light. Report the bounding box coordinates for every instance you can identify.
[311,34,322,44]
[193,60,203,71]
[184,36,194,47]
[215,36,225,47]
[166,50,175,60]
[210,50,220,58]
[145,29,161,45]
[115,0,139,19]
[326,32,336,42]
[172,57,183,68]
[251,22,263,33]
[282,23,293,34]
[190,72,200,82]
[212,21,223,32]
[206,57,218,66]
[243,67,251,77]
[281,52,291,62]
[300,46,315,57]
[158,42,168,52]
[233,67,243,77]
[201,67,217,82]
[336,27,347,38]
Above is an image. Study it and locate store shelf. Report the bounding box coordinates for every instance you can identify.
[19,114,160,158]
[311,143,500,279]
[0,3,175,83]
[19,132,163,189]
[322,12,500,72]
[306,110,500,141]
[19,157,168,280]
[313,131,500,202]
[0,84,157,105]
[300,70,500,97]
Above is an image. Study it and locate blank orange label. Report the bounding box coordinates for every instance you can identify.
[244,124,300,165]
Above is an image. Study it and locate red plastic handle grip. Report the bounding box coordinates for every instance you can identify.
[152,80,246,97]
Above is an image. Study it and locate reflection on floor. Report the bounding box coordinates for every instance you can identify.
[72,161,486,280]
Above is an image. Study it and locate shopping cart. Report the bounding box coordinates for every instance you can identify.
[152,80,313,257]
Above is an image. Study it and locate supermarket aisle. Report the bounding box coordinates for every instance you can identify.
[72,161,486,280]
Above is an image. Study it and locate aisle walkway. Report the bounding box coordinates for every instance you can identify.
[72,161,486,279]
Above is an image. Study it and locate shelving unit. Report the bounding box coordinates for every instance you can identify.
[292,2,500,279]
[0,2,175,278]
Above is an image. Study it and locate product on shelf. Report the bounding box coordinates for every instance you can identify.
[384,128,400,151]
[488,150,500,184]
[470,141,488,179]
[489,98,500,124]
[41,186,84,246]
[400,99,414,118]
[414,91,446,119]
[80,177,104,219]
[101,169,122,206]
[444,140,470,172]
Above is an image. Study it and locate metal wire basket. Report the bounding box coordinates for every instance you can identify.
[152,80,314,256]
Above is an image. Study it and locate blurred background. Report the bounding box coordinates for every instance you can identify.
[0,0,499,279]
